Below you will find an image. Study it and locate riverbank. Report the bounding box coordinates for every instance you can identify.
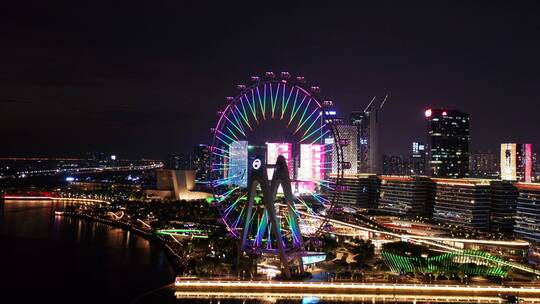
[57,211,183,275]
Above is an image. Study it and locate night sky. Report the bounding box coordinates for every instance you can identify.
[2,1,540,159]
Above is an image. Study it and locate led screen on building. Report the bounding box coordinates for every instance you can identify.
[299,144,325,181]
[266,142,292,179]
[228,140,248,187]
[501,143,517,181]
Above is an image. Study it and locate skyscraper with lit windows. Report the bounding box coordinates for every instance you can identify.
[425,109,470,178]
[500,143,533,182]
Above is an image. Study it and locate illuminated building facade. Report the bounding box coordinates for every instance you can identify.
[514,183,540,242]
[500,143,533,182]
[469,149,499,178]
[297,144,325,193]
[227,141,248,187]
[378,176,433,215]
[432,178,491,230]
[193,144,211,182]
[326,173,375,208]
[332,124,358,175]
[425,109,470,178]
[350,111,368,173]
[490,181,517,233]
[266,142,292,179]
[148,169,211,200]
[410,142,428,175]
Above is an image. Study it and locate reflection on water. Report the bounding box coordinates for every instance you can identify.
[0,200,174,303]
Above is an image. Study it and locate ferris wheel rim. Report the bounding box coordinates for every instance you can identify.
[208,74,345,247]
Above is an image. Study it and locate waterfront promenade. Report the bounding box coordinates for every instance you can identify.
[174,279,540,298]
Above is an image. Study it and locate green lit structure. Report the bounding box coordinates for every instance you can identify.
[382,242,510,277]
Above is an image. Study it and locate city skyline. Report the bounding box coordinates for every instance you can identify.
[2,2,540,158]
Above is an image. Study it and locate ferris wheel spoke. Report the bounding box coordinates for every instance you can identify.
[211,150,230,160]
[294,106,319,135]
[256,85,266,121]
[213,175,242,187]
[301,113,324,138]
[301,123,327,143]
[224,194,246,216]
[226,126,240,141]
[224,114,246,137]
[270,83,280,119]
[237,99,253,131]
[309,129,331,145]
[293,98,312,133]
[216,129,236,145]
[281,84,294,120]
[255,210,268,247]
[288,91,306,127]
[246,92,258,124]
[232,204,246,231]
[215,134,234,148]
[231,104,249,134]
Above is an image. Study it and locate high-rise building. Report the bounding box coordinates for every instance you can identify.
[469,150,499,178]
[425,109,470,178]
[349,96,387,174]
[490,181,517,233]
[500,143,533,182]
[410,142,428,175]
[166,153,193,170]
[350,111,368,173]
[193,144,211,182]
[378,176,433,216]
[382,155,410,176]
[514,183,540,242]
[332,124,358,175]
[432,178,491,230]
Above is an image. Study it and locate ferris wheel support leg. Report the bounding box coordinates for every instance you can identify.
[265,191,291,278]
[237,182,258,270]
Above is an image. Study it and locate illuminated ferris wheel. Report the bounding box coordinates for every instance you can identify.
[209,72,345,276]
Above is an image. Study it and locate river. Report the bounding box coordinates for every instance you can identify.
[0,199,175,303]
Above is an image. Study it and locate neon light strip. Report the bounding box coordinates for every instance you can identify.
[246,92,258,123]
[288,93,307,127]
[293,98,312,133]
[256,86,265,121]
[281,84,294,120]
[295,106,318,134]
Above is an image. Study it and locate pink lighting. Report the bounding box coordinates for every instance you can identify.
[442,111,447,116]
[424,109,432,117]
[525,143,533,183]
